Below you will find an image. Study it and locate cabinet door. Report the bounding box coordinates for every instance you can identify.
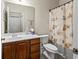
[16,40,30,59]
[31,38,40,59]
[2,43,15,59]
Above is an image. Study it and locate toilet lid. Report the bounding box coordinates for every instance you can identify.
[43,43,57,51]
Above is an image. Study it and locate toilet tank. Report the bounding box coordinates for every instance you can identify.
[40,36,48,44]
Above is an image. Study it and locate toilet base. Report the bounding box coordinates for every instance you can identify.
[43,51,55,59]
[48,52,55,59]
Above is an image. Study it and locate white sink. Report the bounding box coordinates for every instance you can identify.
[17,34,38,38]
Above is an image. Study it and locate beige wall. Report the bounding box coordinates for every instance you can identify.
[59,0,78,48]
[1,0,59,34]
[59,0,71,5]
[73,0,78,48]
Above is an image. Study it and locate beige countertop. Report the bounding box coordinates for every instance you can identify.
[2,34,48,43]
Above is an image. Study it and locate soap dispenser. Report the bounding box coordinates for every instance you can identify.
[30,28,35,35]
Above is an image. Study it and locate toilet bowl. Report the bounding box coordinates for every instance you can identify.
[43,43,58,59]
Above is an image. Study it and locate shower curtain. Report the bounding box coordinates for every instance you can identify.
[49,1,73,58]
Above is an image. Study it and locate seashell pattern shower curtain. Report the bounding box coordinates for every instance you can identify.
[49,1,73,49]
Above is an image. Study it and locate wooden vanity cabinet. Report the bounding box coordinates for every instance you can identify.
[2,38,40,59]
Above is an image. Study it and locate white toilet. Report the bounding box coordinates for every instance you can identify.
[43,43,58,59]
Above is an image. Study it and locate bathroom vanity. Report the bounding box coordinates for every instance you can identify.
[2,38,40,59]
[2,34,48,59]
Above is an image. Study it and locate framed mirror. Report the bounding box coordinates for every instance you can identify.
[4,1,35,33]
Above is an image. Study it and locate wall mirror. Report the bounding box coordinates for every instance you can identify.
[4,1,35,33]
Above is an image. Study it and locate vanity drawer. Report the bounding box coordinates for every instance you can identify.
[31,44,40,53]
[15,40,30,44]
[31,38,40,45]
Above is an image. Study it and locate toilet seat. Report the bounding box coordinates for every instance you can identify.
[43,43,57,53]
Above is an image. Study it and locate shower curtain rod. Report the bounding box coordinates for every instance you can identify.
[49,0,73,12]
